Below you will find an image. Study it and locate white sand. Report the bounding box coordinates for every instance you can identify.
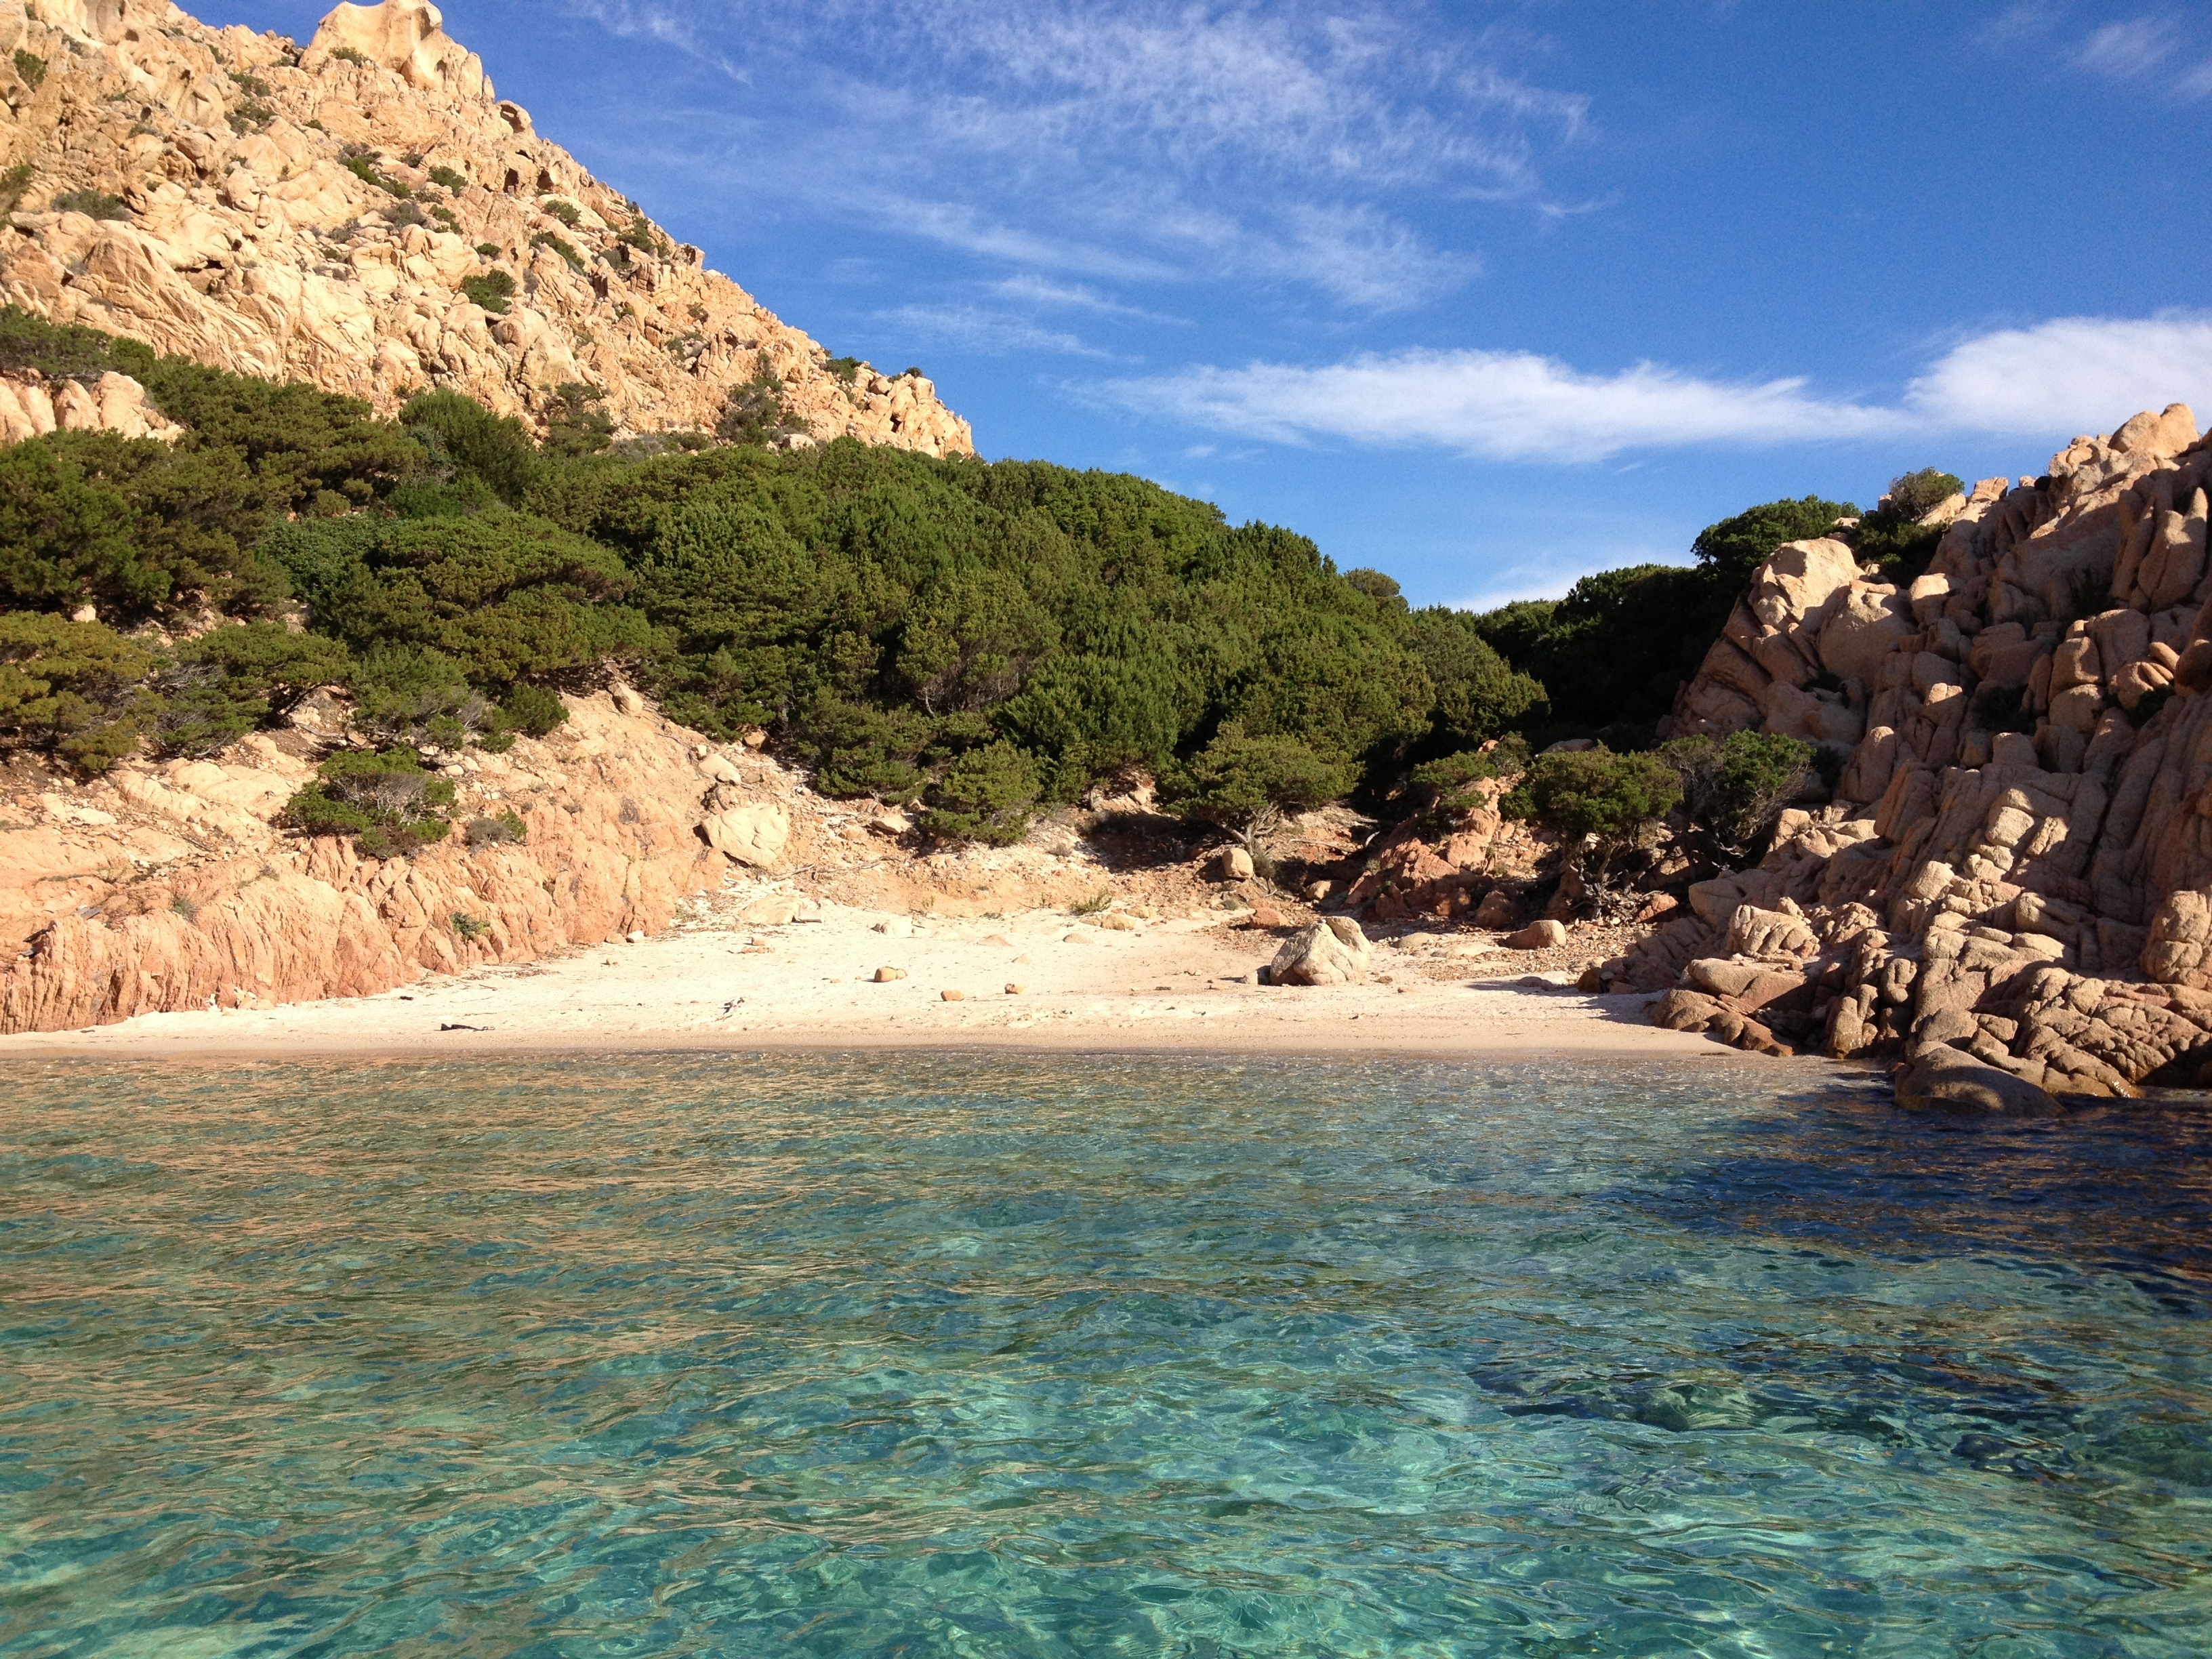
[0,903,1777,1064]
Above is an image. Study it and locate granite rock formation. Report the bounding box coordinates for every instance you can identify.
[0,689,782,1030]
[1599,404,2212,1105]
[0,0,973,453]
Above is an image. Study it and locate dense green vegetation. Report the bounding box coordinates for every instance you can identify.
[0,310,1539,851]
[0,306,1950,872]
[1465,473,1957,740]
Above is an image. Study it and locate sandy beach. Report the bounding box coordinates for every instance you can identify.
[0,900,1781,1064]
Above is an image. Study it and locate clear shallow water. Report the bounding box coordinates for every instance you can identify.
[1,1055,2209,1658]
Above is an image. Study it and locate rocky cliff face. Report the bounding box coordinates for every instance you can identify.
[0,0,975,452]
[1607,403,2212,1105]
[0,687,832,1031]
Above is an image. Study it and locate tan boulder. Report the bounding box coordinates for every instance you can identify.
[1504,920,1567,950]
[2110,403,2198,458]
[1818,583,1913,684]
[701,803,790,867]
[1473,888,1517,928]
[1269,917,1372,986]
[1213,846,1254,881]
[304,0,491,99]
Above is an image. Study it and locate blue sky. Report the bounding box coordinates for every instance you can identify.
[215,1,2212,608]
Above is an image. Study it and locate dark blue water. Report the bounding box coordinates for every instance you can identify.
[1,1054,2207,1657]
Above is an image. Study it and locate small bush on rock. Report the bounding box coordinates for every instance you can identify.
[464,811,527,847]
[283,747,455,857]
[1162,731,1353,857]
[459,270,515,315]
[1662,729,1812,867]
[920,739,1042,845]
[52,189,127,220]
[1505,745,1680,882]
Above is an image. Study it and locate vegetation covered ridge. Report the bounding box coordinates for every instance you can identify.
[0,308,1967,855]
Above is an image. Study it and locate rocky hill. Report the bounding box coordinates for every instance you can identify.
[1593,403,2212,1107]
[0,0,973,451]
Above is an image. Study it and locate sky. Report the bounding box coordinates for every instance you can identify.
[209,0,2212,609]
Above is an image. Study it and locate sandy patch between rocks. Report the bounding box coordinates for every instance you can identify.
[0,903,1807,1066]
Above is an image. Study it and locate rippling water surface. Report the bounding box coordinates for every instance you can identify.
[2,1054,2209,1657]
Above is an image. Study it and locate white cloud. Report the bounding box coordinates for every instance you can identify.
[1099,312,2212,462]
[987,275,1187,325]
[2074,16,2178,78]
[1904,312,2212,434]
[1104,350,1896,462]
[876,304,1110,359]
[559,0,1587,309]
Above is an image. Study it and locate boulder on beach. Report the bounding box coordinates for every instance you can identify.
[1269,918,1373,986]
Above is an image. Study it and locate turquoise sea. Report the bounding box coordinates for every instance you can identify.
[1,1054,2207,1657]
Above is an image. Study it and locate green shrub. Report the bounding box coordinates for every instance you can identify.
[1852,468,1965,583]
[0,612,155,772]
[283,747,455,856]
[1660,729,1812,865]
[1692,495,1858,588]
[919,739,1041,844]
[544,382,613,459]
[540,197,581,228]
[616,216,665,259]
[52,189,127,220]
[825,355,863,386]
[1162,731,1353,853]
[14,49,45,89]
[227,100,275,134]
[450,911,491,939]
[0,305,153,383]
[227,70,272,97]
[459,269,515,315]
[1883,468,1964,522]
[341,152,407,197]
[1504,745,1680,876]
[429,165,470,192]
[342,646,475,744]
[1410,734,1531,803]
[715,366,808,447]
[531,231,584,271]
[397,388,539,503]
[0,163,33,214]
[496,682,567,737]
[463,811,527,847]
[327,45,370,66]
[430,204,460,232]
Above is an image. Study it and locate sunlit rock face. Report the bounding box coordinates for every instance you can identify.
[0,0,975,454]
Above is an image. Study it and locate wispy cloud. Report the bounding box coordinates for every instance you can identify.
[1098,312,2212,462]
[1978,4,2212,98]
[876,304,1111,359]
[558,0,1588,311]
[987,276,1187,325]
[2074,16,2178,78]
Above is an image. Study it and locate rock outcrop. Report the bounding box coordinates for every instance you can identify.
[1269,917,1373,986]
[0,690,801,1030]
[0,0,974,452]
[1612,403,2212,1099]
[0,367,182,441]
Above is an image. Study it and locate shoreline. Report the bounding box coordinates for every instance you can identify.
[0,901,1796,1070]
